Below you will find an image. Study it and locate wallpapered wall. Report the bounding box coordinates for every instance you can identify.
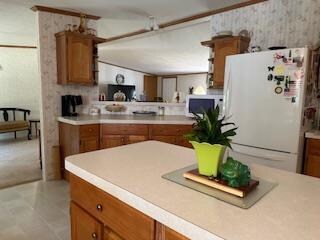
[211,0,320,50]
[36,11,99,180]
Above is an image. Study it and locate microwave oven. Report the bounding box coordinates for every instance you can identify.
[185,94,223,117]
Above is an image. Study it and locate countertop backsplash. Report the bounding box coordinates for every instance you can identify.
[84,101,186,116]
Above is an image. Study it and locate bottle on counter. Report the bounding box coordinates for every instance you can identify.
[158,106,165,116]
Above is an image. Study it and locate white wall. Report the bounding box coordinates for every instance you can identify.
[0,48,40,139]
[98,62,146,99]
[0,2,37,46]
[177,74,207,96]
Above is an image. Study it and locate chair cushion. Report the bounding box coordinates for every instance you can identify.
[0,120,29,132]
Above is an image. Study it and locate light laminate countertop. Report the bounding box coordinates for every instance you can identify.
[305,130,320,140]
[58,114,194,125]
[65,141,320,240]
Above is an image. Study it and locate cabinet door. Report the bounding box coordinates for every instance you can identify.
[175,136,192,148]
[305,155,320,178]
[151,136,177,145]
[163,227,189,240]
[213,39,239,87]
[126,135,148,145]
[71,202,103,240]
[68,36,93,84]
[101,135,125,149]
[104,227,124,240]
[80,137,100,153]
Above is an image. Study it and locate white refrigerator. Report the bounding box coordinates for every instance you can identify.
[223,48,313,173]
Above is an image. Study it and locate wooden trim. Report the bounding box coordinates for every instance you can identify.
[159,0,266,28]
[103,29,150,42]
[31,5,100,20]
[0,44,37,49]
[98,60,157,76]
[160,72,208,78]
[104,0,266,42]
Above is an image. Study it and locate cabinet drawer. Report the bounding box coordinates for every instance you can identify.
[150,125,192,136]
[307,139,320,155]
[70,174,155,240]
[79,124,100,138]
[102,124,149,135]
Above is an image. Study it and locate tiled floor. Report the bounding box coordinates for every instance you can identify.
[0,180,70,240]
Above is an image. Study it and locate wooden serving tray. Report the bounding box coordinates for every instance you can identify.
[183,169,259,198]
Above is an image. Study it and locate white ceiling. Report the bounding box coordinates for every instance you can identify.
[0,0,249,74]
[1,0,246,23]
[99,21,211,75]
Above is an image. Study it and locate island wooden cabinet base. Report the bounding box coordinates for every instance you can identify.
[70,174,189,240]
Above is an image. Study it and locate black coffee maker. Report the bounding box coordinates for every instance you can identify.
[61,95,83,116]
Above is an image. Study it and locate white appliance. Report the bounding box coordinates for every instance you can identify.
[185,94,223,117]
[223,48,313,173]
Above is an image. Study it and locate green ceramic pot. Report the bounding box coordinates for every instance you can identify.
[190,141,226,177]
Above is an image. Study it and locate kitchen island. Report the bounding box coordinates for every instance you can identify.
[66,141,320,240]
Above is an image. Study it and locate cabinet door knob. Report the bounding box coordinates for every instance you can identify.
[96,204,103,211]
[92,232,97,239]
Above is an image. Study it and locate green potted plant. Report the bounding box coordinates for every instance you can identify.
[185,106,237,177]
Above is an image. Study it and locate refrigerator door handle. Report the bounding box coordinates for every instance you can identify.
[232,150,285,162]
[223,66,232,119]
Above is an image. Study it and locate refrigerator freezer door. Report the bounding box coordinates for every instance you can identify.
[223,48,307,154]
[229,144,299,172]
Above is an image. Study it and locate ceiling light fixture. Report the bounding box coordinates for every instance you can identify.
[145,16,159,31]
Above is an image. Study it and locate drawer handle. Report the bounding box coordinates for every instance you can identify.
[96,204,103,211]
[92,232,97,239]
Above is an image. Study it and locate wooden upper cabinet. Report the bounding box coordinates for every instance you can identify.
[202,36,250,88]
[55,31,104,85]
[67,35,93,84]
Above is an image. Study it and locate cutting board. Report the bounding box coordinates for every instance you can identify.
[183,169,259,198]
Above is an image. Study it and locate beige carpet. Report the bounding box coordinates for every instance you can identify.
[0,137,42,189]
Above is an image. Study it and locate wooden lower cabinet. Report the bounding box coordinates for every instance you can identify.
[105,227,124,240]
[100,124,149,149]
[127,135,149,144]
[70,174,189,240]
[59,123,100,178]
[80,136,100,153]
[304,138,320,178]
[101,135,125,149]
[59,123,193,178]
[71,202,103,240]
[151,135,177,145]
[150,125,193,148]
[162,227,189,240]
